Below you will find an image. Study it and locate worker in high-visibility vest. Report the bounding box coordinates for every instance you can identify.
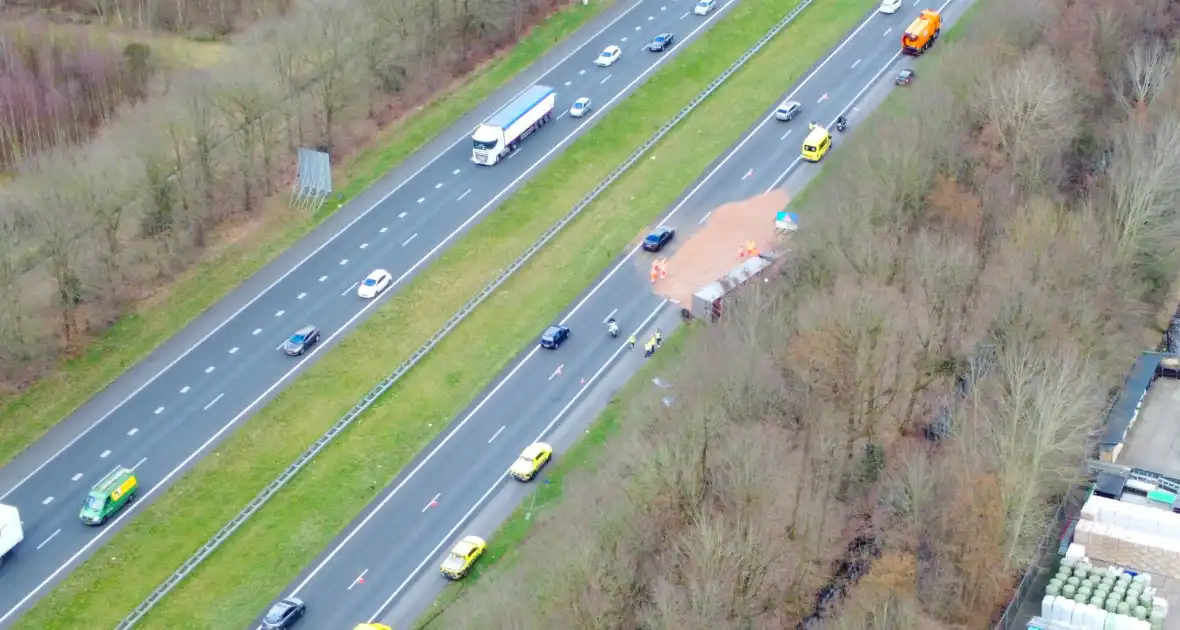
[644,340,654,358]
[627,334,637,349]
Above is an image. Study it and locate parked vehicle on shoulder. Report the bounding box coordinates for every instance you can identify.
[261,598,306,630]
[643,226,676,252]
[509,443,553,481]
[895,69,916,86]
[440,536,487,580]
[901,9,941,55]
[540,325,571,349]
[283,325,321,356]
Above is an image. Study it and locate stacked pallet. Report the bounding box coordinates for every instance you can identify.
[1072,496,1180,579]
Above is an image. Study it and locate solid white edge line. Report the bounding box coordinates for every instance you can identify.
[3,3,747,620]
[280,0,901,611]
[360,0,962,618]
[366,300,668,621]
[0,0,657,503]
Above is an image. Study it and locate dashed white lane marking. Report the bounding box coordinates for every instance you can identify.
[402,234,418,247]
[342,282,359,297]
[133,457,147,469]
[781,129,793,140]
[742,168,754,181]
[71,473,82,481]
[681,11,689,18]
[564,80,572,86]
[851,58,861,69]
[205,366,215,374]
[579,69,586,75]
[229,346,240,354]
[275,310,285,317]
[621,37,629,42]
[100,450,111,458]
[635,25,641,30]
[36,529,60,549]
[452,168,460,175]
[180,385,191,393]
[557,111,567,120]
[421,493,441,512]
[359,243,368,249]
[434,182,443,189]
[398,211,407,218]
[600,74,612,84]
[204,393,224,411]
[884,27,891,36]
[348,569,369,591]
[339,259,348,266]
[602,308,618,323]
[660,5,666,9]
[41,496,53,505]
[488,426,506,443]
[127,428,138,436]
[379,227,388,233]
[457,189,471,201]
[549,364,564,381]
[252,329,262,336]
[647,15,653,20]
[417,197,426,204]
[154,407,164,415]
[319,275,328,282]
[699,211,712,225]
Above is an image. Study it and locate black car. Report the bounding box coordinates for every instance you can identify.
[283,325,321,356]
[648,32,675,52]
[895,69,916,86]
[261,597,306,630]
[643,226,676,252]
[540,325,571,349]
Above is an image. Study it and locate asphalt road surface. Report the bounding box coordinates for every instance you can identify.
[255,0,974,628]
[0,0,743,624]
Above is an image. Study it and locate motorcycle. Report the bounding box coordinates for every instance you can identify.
[607,318,619,338]
[835,117,848,133]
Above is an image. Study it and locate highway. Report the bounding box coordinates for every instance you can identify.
[255,0,973,628]
[0,0,742,624]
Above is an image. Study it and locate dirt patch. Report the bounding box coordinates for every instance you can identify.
[653,189,790,306]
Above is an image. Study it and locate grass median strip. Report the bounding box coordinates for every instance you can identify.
[0,0,611,468]
[414,329,692,628]
[15,0,869,627]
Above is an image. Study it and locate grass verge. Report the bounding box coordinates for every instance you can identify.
[410,3,993,620]
[14,0,870,627]
[413,329,692,628]
[0,0,612,468]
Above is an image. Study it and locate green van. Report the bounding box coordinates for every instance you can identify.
[79,466,138,526]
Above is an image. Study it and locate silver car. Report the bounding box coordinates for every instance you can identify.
[774,99,802,122]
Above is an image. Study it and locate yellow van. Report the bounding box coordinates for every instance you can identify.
[801,127,832,162]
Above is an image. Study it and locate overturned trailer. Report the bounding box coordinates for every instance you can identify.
[684,253,780,322]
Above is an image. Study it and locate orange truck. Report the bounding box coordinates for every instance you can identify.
[901,9,941,55]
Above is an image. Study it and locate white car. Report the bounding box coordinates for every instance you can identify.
[357,268,392,299]
[595,45,621,67]
[878,0,902,13]
[693,0,716,15]
[569,97,592,118]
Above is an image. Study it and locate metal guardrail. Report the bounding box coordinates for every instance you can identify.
[114,0,820,625]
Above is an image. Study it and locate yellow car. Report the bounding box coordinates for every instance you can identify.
[352,624,392,630]
[440,535,486,580]
[509,442,553,481]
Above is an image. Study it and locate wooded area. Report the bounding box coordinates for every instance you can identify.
[7,0,293,35]
[0,0,568,391]
[428,0,1180,627]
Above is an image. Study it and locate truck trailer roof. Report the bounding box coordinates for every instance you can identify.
[485,85,555,129]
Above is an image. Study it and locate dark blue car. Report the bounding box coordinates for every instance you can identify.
[643,226,676,252]
[540,325,570,349]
